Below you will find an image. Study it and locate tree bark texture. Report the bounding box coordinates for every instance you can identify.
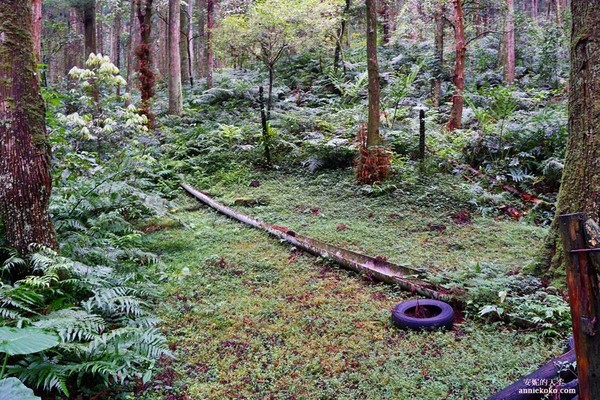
[539,0,600,281]
[186,0,194,87]
[366,0,381,147]
[0,0,58,260]
[206,0,214,89]
[168,0,183,115]
[32,0,42,64]
[135,0,155,127]
[196,0,207,78]
[67,6,84,71]
[504,0,516,84]
[432,0,444,107]
[447,0,466,131]
[180,2,190,87]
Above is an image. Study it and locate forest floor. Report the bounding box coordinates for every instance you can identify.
[139,169,564,400]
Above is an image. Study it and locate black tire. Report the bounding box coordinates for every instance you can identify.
[391,299,455,331]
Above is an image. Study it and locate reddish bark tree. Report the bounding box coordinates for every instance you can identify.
[0,0,58,261]
[446,0,466,131]
[135,0,156,127]
[32,0,42,64]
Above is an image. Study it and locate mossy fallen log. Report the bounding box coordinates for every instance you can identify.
[181,182,464,308]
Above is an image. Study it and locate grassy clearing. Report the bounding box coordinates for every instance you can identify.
[140,170,564,400]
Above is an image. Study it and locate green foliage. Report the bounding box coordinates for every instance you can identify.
[0,247,170,397]
[436,262,571,336]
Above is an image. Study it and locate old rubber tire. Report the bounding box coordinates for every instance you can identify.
[391,299,455,331]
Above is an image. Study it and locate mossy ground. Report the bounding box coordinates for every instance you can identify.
[140,169,564,400]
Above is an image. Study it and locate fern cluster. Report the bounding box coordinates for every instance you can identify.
[0,247,171,397]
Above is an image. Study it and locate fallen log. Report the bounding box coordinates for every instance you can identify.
[487,347,577,400]
[181,182,464,308]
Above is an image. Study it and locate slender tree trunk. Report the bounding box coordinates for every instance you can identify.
[187,0,194,87]
[380,0,391,44]
[135,0,156,127]
[32,0,42,64]
[197,0,207,78]
[504,0,516,84]
[473,0,483,36]
[112,1,122,94]
[538,0,600,281]
[356,0,389,185]
[83,0,96,57]
[267,65,274,120]
[432,0,444,107]
[168,0,183,115]
[366,0,381,147]
[0,0,58,263]
[180,3,190,87]
[126,0,138,95]
[532,0,539,20]
[555,0,562,23]
[96,2,104,55]
[334,0,351,71]
[447,0,466,131]
[206,0,214,88]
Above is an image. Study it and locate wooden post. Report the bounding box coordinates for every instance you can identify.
[419,109,426,161]
[559,212,600,400]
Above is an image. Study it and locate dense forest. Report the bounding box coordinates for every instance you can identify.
[1,0,599,399]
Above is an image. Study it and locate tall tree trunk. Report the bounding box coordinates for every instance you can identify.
[67,6,84,71]
[126,0,139,95]
[473,0,483,36]
[380,0,391,44]
[83,0,96,57]
[196,0,207,78]
[168,0,183,115]
[334,0,351,72]
[96,2,104,55]
[532,0,539,20]
[538,0,600,281]
[180,3,190,87]
[356,0,389,185]
[32,0,42,64]
[504,0,515,84]
[0,0,58,264]
[447,0,466,131]
[206,0,214,89]
[187,0,194,87]
[366,0,381,147]
[112,1,122,95]
[432,0,444,107]
[135,0,155,127]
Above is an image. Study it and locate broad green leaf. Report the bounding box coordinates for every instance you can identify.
[0,378,40,400]
[0,327,59,356]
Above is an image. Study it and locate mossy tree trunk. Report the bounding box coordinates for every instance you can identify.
[356,0,390,185]
[0,0,58,261]
[538,0,600,281]
[447,0,466,131]
[366,0,381,148]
